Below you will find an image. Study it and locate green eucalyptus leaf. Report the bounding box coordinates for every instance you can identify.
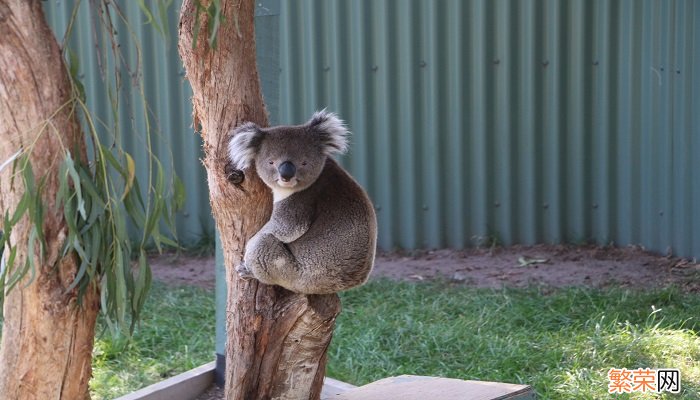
[61,231,75,258]
[156,0,173,38]
[0,246,18,289]
[158,235,178,248]
[135,0,157,28]
[131,249,151,332]
[65,258,88,294]
[10,192,30,225]
[100,145,126,177]
[77,167,105,208]
[21,159,35,193]
[30,179,46,256]
[89,227,101,277]
[100,275,116,333]
[173,175,186,211]
[63,152,87,219]
[67,48,86,103]
[192,2,202,49]
[72,236,89,264]
[114,243,127,327]
[121,153,136,202]
[207,1,221,48]
[64,196,79,233]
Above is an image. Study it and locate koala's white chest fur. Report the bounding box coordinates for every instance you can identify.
[272,186,298,203]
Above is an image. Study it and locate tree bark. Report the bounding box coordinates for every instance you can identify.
[0,1,99,399]
[178,1,341,399]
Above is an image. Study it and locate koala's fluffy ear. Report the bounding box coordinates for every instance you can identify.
[228,122,263,170]
[307,109,349,156]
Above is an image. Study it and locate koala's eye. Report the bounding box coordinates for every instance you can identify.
[301,161,308,166]
[268,160,274,165]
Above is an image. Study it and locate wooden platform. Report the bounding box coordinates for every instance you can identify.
[115,363,535,400]
[322,375,535,400]
[116,362,215,400]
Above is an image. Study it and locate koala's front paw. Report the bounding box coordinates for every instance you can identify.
[235,263,255,280]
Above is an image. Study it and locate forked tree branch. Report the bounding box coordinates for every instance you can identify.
[178,1,341,399]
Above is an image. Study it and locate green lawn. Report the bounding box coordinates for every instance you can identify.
[330,281,699,399]
[89,280,700,399]
[90,284,216,399]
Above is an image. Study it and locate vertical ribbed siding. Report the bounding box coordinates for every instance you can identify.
[279,0,700,259]
[692,2,700,260]
[43,1,700,259]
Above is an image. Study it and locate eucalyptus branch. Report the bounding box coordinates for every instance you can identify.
[0,0,182,335]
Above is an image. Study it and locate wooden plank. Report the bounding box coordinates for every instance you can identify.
[116,366,534,400]
[115,363,355,400]
[328,375,536,400]
[321,377,358,399]
[114,362,215,400]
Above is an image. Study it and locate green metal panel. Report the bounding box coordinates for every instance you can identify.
[278,0,700,260]
[44,1,700,260]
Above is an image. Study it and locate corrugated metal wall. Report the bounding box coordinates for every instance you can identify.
[44,1,700,260]
[279,0,700,259]
[43,0,213,245]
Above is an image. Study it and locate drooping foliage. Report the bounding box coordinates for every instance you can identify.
[0,0,183,334]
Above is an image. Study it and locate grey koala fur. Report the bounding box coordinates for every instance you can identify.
[227,110,377,294]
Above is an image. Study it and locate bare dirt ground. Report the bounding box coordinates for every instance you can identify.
[150,244,700,292]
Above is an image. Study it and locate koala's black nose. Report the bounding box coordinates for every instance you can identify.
[278,161,296,181]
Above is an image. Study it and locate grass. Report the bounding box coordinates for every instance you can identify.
[87,280,700,399]
[90,283,215,399]
[329,280,700,399]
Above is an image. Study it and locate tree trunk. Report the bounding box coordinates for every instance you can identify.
[178,1,341,399]
[0,2,99,399]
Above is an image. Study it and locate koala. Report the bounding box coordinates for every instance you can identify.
[227,110,377,294]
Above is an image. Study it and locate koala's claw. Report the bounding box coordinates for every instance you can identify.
[225,162,245,185]
[235,263,255,280]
